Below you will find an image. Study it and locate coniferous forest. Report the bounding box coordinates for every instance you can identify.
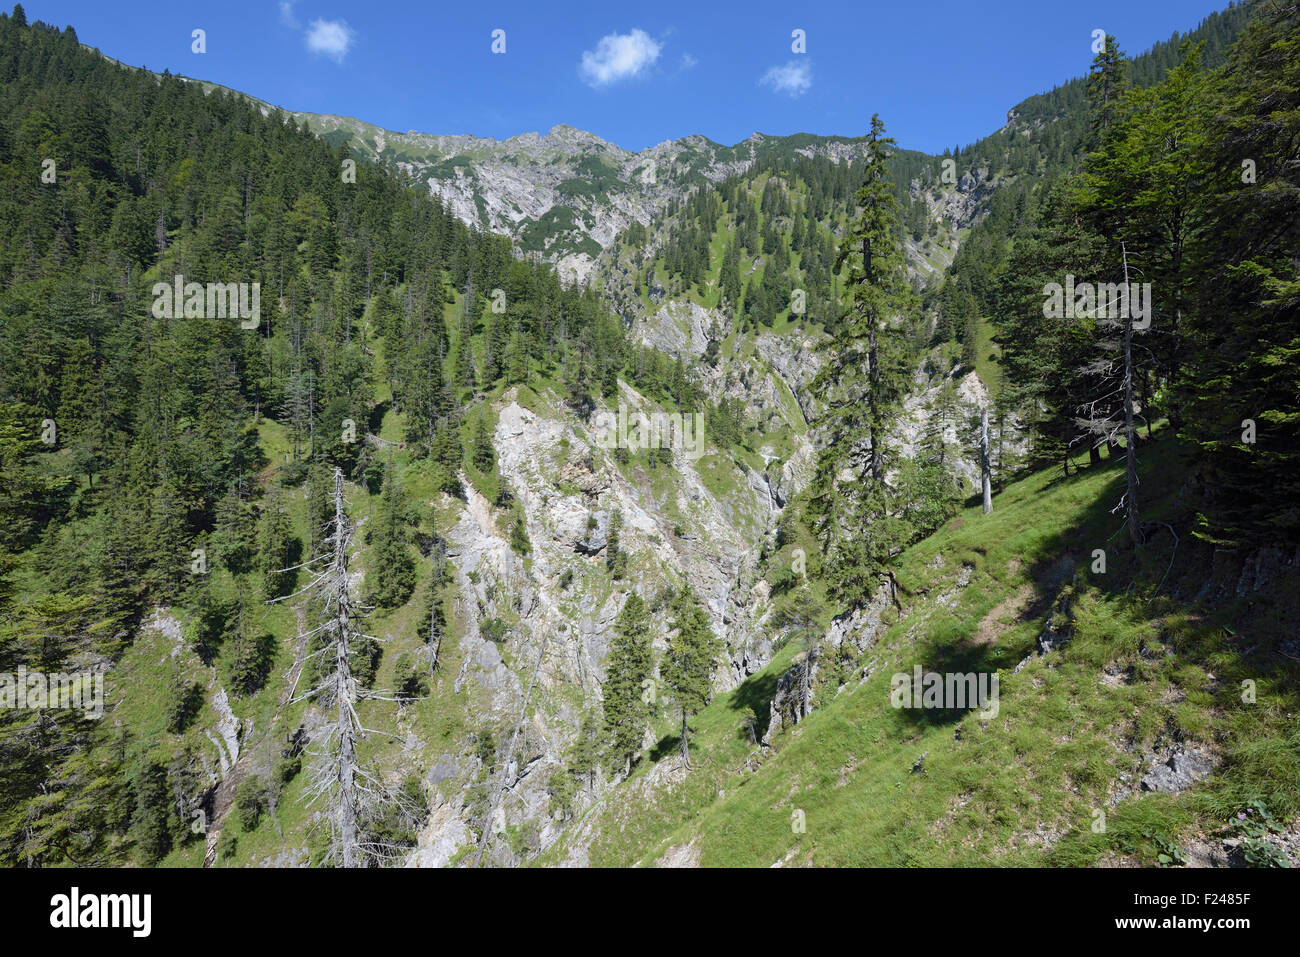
[0,0,1296,905]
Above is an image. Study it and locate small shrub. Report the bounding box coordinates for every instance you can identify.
[234,776,268,832]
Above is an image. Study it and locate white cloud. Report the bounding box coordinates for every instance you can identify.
[579,29,662,87]
[760,59,812,97]
[305,18,354,63]
[679,53,698,71]
[279,1,299,29]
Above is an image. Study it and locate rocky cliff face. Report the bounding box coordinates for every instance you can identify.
[294,115,893,284]
[408,382,791,864]
[400,334,1009,866]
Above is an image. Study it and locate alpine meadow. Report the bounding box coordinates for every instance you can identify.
[1,0,1298,902]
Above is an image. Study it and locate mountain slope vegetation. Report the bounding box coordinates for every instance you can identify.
[0,0,1294,869]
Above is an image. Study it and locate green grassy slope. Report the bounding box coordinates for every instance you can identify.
[541,432,1300,867]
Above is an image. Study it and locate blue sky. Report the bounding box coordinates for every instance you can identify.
[24,0,1226,154]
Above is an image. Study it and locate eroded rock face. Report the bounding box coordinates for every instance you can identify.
[763,653,817,745]
[1037,587,1075,656]
[895,363,1026,493]
[207,687,242,773]
[399,356,1027,865]
[408,386,790,865]
[909,164,998,235]
[575,511,611,555]
[755,333,822,421]
[632,300,718,359]
[413,347,1024,865]
[827,594,891,658]
[336,115,1021,865]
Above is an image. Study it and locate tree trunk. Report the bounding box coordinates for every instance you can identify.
[331,470,360,868]
[336,637,358,868]
[1121,245,1145,545]
[1140,368,1153,440]
[428,581,441,678]
[680,708,691,769]
[980,407,992,514]
[867,324,882,482]
[994,405,1005,490]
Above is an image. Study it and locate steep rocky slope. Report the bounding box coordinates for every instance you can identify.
[531,432,1300,868]
[295,117,904,284]
[406,381,785,864]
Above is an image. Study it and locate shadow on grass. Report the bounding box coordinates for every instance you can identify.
[368,399,390,437]
[649,730,682,763]
[728,669,779,742]
[890,638,1006,730]
[893,440,1182,731]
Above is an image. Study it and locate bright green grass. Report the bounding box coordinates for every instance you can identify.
[538,433,1300,867]
[972,316,1003,392]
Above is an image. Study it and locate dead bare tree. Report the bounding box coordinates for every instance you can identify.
[1074,243,1151,544]
[425,539,448,679]
[427,592,442,678]
[271,468,423,866]
[1119,246,1144,544]
[980,406,993,515]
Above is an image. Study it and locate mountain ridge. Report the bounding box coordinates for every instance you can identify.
[84,0,1251,288]
[5,0,1294,874]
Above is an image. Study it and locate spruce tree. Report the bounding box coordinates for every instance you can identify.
[1179,0,1300,546]
[994,187,1107,475]
[472,413,495,473]
[509,509,531,555]
[454,321,478,396]
[419,554,448,672]
[661,586,721,769]
[228,599,274,696]
[1085,34,1130,149]
[1078,43,1207,421]
[431,421,465,497]
[305,465,333,562]
[601,592,653,775]
[807,114,916,610]
[133,761,173,865]
[257,488,296,600]
[606,509,628,578]
[367,460,416,609]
